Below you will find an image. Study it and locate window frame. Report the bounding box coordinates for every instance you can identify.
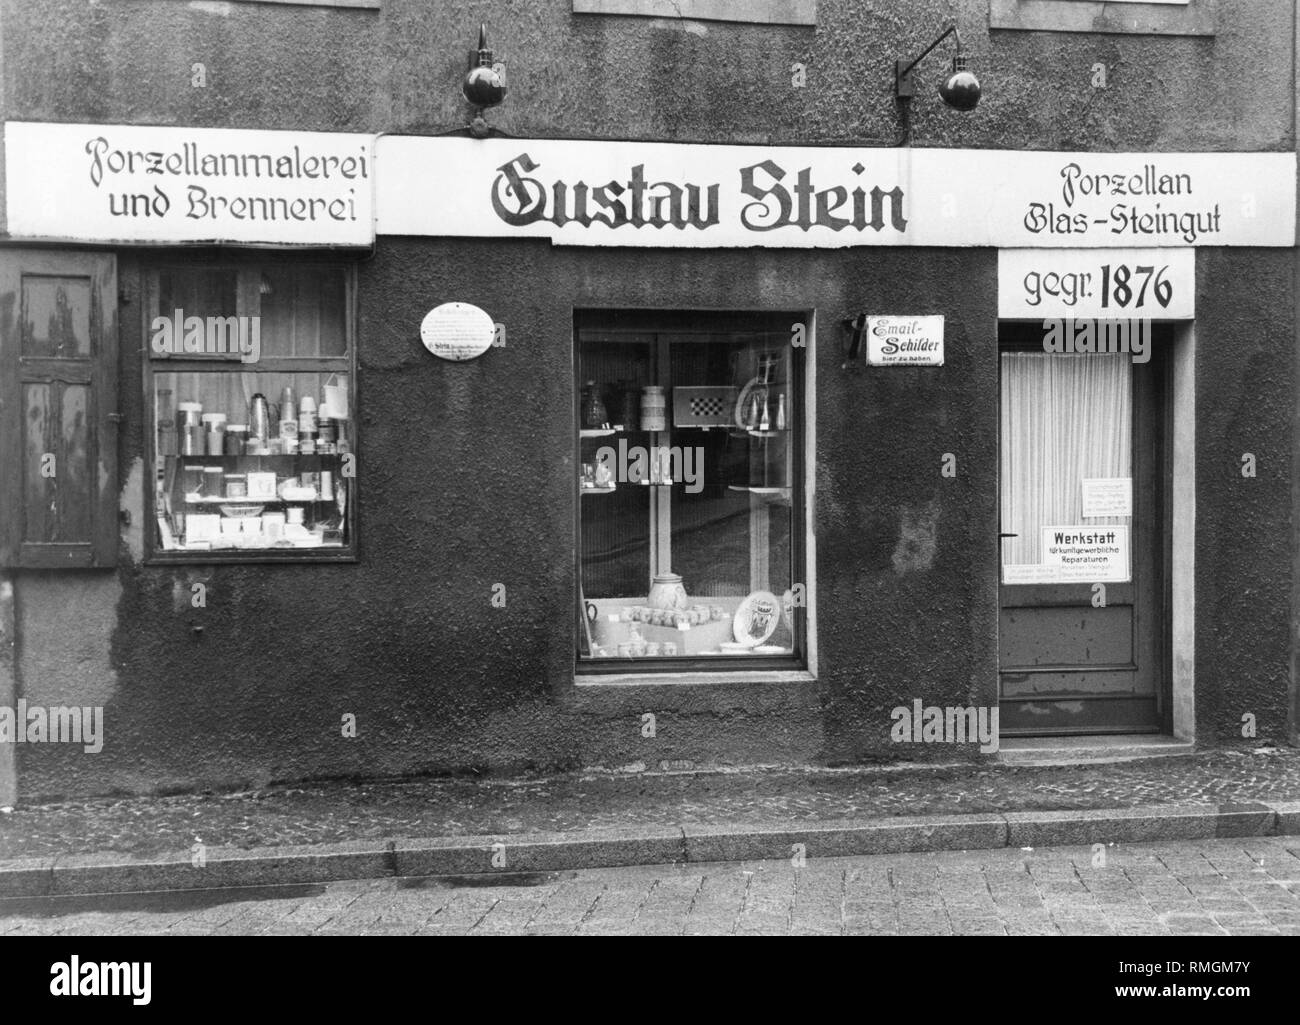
[573,307,813,682]
[141,253,359,565]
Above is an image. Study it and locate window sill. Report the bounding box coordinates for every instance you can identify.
[146,549,357,565]
[572,0,815,26]
[576,668,815,687]
[989,0,1216,37]
[184,0,382,9]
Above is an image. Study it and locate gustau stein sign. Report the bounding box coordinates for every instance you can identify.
[866,316,944,366]
[375,137,1296,249]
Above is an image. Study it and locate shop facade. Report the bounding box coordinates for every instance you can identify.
[0,0,1297,802]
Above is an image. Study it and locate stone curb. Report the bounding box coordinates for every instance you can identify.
[2,801,1297,899]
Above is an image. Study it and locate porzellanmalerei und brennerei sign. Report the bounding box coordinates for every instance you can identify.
[4,122,373,246]
[376,137,1295,248]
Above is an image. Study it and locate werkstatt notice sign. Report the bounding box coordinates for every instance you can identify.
[866,316,944,366]
[4,122,374,246]
[1041,525,1130,583]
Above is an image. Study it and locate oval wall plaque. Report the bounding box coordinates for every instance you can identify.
[421,302,494,361]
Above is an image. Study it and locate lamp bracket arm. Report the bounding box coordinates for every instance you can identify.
[898,23,962,81]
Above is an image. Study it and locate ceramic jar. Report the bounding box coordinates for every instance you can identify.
[647,572,689,611]
[640,385,666,432]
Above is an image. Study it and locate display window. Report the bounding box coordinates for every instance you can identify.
[143,260,356,561]
[575,310,808,668]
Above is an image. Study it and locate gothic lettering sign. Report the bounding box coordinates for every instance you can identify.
[376,137,1295,248]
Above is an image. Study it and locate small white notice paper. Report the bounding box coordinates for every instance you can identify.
[1081,478,1132,518]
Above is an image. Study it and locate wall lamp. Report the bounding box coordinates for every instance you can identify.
[462,24,507,137]
[895,24,981,113]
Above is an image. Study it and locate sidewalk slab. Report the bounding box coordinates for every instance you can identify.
[682,815,1007,863]
[37,841,393,898]
[1003,803,1277,848]
[392,828,686,877]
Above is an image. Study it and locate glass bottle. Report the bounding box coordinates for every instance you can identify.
[582,380,609,428]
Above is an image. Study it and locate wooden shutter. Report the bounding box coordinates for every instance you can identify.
[0,249,118,568]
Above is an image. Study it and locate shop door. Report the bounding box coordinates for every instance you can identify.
[997,325,1167,735]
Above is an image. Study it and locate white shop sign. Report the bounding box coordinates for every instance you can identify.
[998,248,1195,319]
[4,121,373,246]
[420,302,495,361]
[1081,478,1133,519]
[1042,525,1130,583]
[6,125,1295,249]
[865,315,944,366]
[376,136,1295,248]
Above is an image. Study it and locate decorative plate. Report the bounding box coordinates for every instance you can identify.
[732,590,780,648]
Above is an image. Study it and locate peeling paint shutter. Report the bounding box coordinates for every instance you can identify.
[0,250,118,568]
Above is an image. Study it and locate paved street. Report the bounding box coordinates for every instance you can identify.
[3,836,1300,936]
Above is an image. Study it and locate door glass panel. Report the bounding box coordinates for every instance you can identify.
[22,276,92,357]
[23,382,53,541]
[59,384,92,541]
[1000,352,1132,584]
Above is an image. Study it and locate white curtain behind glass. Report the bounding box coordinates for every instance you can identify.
[1000,352,1131,570]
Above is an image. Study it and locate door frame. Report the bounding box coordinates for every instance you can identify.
[993,320,1183,738]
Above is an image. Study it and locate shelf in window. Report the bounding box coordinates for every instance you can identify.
[167,453,344,463]
[580,485,618,495]
[745,429,789,438]
[181,494,328,505]
[727,486,790,496]
[580,427,662,438]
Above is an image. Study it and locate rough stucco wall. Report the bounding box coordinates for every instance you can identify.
[1,0,1292,150]
[17,241,996,797]
[1194,248,1295,745]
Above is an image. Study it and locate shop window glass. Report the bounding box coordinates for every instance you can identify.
[576,311,806,667]
[145,262,355,561]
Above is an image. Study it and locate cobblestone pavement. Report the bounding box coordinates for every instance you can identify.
[2,748,1297,861]
[4,837,1300,936]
